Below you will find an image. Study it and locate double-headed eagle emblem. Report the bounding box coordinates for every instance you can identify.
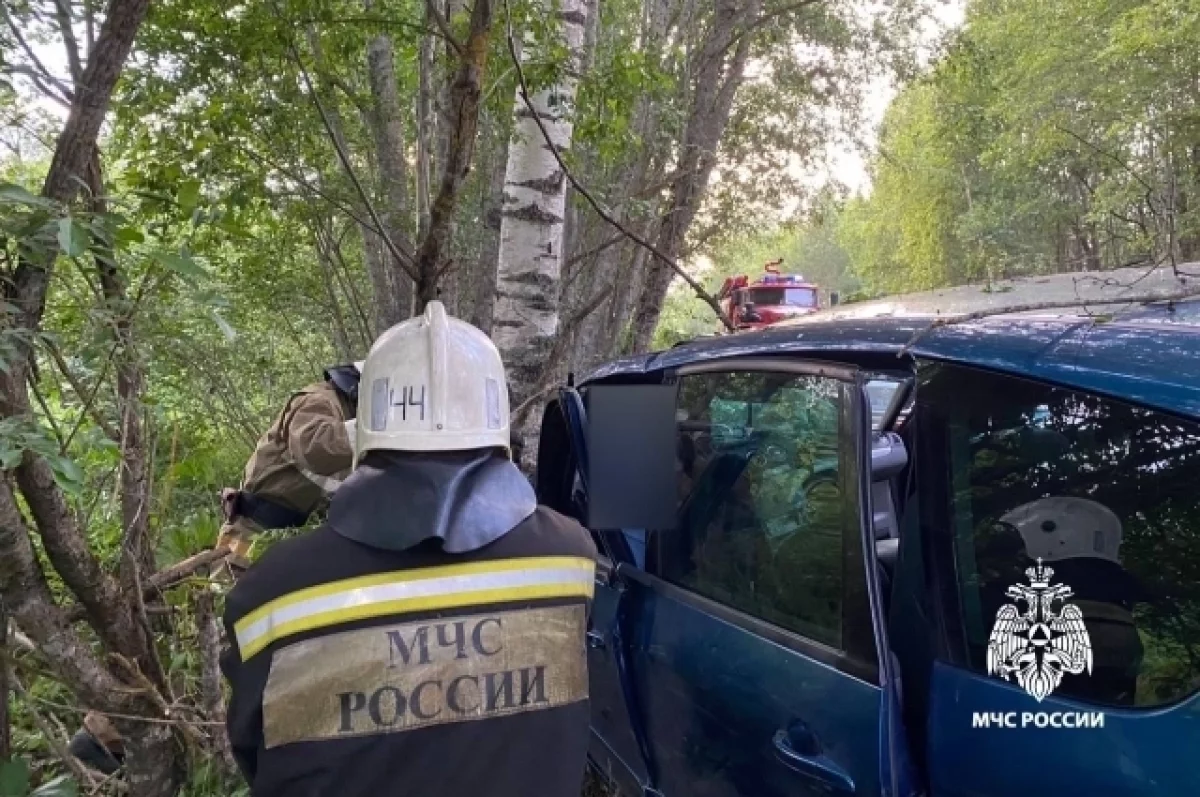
[986,559,1093,702]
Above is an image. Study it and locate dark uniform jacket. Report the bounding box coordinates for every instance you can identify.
[221,504,597,797]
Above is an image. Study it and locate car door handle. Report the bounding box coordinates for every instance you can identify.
[586,630,607,650]
[772,727,855,794]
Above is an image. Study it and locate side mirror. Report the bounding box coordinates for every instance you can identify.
[829,291,841,307]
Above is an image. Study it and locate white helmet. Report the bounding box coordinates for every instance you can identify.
[1000,497,1123,564]
[355,301,509,463]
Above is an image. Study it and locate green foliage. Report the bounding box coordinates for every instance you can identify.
[842,0,1200,296]
[0,760,77,797]
[0,417,84,495]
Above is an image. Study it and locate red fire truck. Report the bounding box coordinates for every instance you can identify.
[716,259,833,331]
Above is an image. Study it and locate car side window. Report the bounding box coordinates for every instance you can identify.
[921,362,1200,707]
[659,370,849,649]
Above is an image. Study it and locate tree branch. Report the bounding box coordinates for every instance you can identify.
[503,0,735,332]
[424,0,464,55]
[237,144,388,238]
[1055,125,1158,198]
[13,456,144,662]
[273,7,421,283]
[564,231,627,269]
[65,548,234,624]
[727,0,821,53]
[0,481,133,709]
[9,0,151,334]
[8,670,98,790]
[510,286,614,422]
[411,0,497,308]
[1,7,75,105]
[52,0,85,87]
[900,286,1200,354]
[27,374,66,449]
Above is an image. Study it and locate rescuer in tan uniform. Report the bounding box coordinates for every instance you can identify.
[216,362,362,569]
[69,364,362,776]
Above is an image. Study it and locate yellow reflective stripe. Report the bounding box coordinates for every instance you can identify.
[234,556,594,661]
[237,556,590,631]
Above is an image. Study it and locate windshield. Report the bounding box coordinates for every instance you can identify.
[747,287,818,307]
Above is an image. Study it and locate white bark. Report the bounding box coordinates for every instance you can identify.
[493,0,589,464]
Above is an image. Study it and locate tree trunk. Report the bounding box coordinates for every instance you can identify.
[314,227,356,359]
[196,589,236,774]
[465,132,509,333]
[628,0,759,353]
[412,0,497,311]
[364,4,416,323]
[120,722,182,797]
[0,3,185,793]
[417,20,435,243]
[308,24,408,334]
[85,154,158,610]
[570,0,674,369]
[0,482,183,797]
[493,0,589,464]
[435,0,469,179]
[9,0,151,331]
[0,600,8,763]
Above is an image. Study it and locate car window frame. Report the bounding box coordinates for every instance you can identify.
[916,358,1200,709]
[632,357,880,684]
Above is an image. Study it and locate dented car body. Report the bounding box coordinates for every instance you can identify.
[535,268,1200,797]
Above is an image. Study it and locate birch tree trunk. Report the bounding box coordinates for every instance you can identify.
[492,0,589,466]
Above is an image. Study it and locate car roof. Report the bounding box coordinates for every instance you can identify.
[584,265,1200,419]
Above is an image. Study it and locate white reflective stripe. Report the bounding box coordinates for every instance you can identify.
[298,466,342,494]
[235,561,594,658]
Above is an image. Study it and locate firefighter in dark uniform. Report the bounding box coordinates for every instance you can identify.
[221,301,597,797]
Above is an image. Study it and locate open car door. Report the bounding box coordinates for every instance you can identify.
[537,387,657,795]
[543,360,916,797]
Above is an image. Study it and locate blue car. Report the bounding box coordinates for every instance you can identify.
[534,267,1200,797]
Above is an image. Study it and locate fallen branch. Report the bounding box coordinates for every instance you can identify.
[64,548,232,623]
[501,0,735,333]
[899,287,1200,355]
[29,696,226,729]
